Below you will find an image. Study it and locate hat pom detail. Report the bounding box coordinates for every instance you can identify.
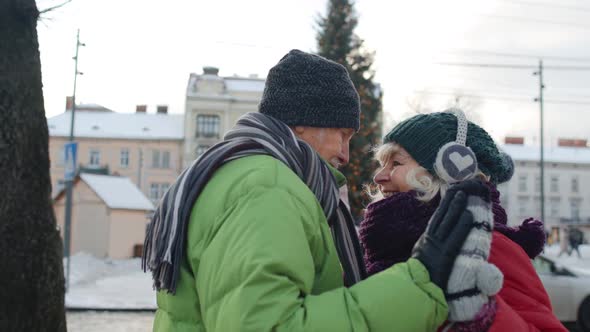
[494,152,514,184]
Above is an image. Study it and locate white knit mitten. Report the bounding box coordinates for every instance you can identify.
[445,193,503,322]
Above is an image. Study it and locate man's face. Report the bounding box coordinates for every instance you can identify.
[293,126,355,168]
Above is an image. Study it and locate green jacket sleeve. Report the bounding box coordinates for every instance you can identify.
[195,186,447,332]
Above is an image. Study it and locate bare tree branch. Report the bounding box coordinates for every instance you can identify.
[39,0,72,15]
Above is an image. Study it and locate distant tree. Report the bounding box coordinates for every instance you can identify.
[317,0,383,221]
[406,91,434,114]
[445,92,483,125]
[0,0,66,330]
[406,90,483,125]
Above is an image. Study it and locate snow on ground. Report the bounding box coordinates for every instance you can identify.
[67,311,154,332]
[543,244,590,276]
[65,252,156,309]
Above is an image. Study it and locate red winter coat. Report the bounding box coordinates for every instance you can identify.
[488,231,566,331]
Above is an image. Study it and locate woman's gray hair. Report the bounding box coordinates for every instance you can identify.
[368,142,488,203]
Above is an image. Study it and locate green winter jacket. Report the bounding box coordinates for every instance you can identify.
[153,155,447,331]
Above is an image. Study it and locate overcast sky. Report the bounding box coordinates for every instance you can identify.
[37,0,590,145]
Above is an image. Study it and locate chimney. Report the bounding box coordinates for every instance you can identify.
[505,136,524,145]
[65,96,74,111]
[156,105,168,114]
[203,66,219,76]
[136,105,147,113]
[558,138,588,148]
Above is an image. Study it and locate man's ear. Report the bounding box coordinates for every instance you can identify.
[293,126,306,135]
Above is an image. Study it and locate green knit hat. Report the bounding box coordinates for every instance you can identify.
[384,111,514,184]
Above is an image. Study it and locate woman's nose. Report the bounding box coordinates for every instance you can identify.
[374,168,390,184]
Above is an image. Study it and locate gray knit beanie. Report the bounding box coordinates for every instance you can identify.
[259,49,361,130]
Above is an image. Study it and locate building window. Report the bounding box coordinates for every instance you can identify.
[570,199,581,221]
[534,176,541,192]
[518,197,529,217]
[149,182,170,201]
[120,149,130,168]
[161,183,170,197]
[196,145,210,158]
[162,151,170,169]
[572,176,579,193]
[150,150,170,169]
[497,184,509,208]
[89,149,100,166]
[550,175,559,193]
[150,183,159,201]
[550,198,560,218]
[518,175,527,192]
[152,150,160,168]
[196,115,220,138]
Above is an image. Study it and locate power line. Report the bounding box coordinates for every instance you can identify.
[543,92,590,99]
[548,86,590,90]
[539,65,590,70]
[482,14,590,30]
[423,85,590,100]
[498,0,590,13]
[423,78,590,98]
[414,90,533,103]
[444,49,590,63]
[436,62,535,69]
[436,62,590,70]
[413,90,590,105]
[445,77,534,91]
[545,99,590,105]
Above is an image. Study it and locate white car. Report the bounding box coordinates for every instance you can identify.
[533,255,590,331]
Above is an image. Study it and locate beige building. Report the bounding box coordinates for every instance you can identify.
[53,174,154,259]
[48,103,184,203]
[48,69,266,258]
[183,67,265,166]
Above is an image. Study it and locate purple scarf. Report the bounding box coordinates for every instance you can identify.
[360,183,546,276]
[359,191,439,275]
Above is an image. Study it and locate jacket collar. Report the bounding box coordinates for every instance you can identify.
[325,161,346,187]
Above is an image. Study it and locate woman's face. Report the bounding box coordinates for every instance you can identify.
[373,145,424,197]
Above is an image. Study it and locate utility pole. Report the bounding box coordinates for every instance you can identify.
[64,29,85,291]
[534,60,545,224]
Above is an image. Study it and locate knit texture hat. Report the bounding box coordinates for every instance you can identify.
[259,49,361,130]
[384,112,514,184]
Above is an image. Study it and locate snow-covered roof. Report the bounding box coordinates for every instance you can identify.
[80,174,154,210]
[224,78,265,92]
[501,144,590,164]
[69,103,113,112]
[186,73,265,97]
[47,111,184,140]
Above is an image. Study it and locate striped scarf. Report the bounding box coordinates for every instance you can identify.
[142,112,364,293]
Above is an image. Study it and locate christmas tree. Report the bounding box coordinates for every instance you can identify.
[317,0,383,221]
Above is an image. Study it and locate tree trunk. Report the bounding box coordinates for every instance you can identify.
[0,0,67,331]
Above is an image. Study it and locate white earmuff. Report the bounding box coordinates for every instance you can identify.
[433,108,479,184]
